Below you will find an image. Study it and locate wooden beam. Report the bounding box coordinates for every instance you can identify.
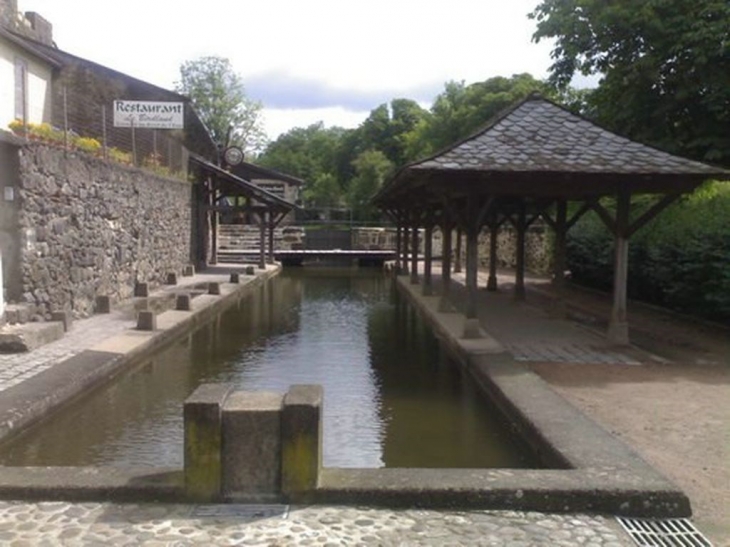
[627,193,682,238]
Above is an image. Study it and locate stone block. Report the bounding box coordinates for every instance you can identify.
[176,293,192,311]
[229,272,240,284]
[245,266,255,276]
[222,391,284,499]
[95,295,111,314]
[134,282,149,297]
[136,310,156,331]
[184,383,234,501]
[166,272,178,285]
[0,322,64,353]
[281,385,323,499]
[183,265,195,277]
[208,282,221,295]
[51,310,73,332]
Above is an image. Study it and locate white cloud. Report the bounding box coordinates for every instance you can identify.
[262,107,371,139]
[19,0,558,139]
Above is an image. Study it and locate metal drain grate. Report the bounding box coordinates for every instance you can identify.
[191,504,289,520]
[616,517,713,547]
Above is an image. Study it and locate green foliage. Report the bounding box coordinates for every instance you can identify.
[176,56,267,154]
[531,0,730,164]
[303,173,343,208]
[258,122,348,192]
[347,150,393,221]
[406,74,552,156]
[567,182,730,322]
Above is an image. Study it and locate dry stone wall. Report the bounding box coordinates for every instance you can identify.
[17,144,192,319]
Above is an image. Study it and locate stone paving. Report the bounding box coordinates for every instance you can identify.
[449,271,645,366]
[0,312,135,392]
[0,265,672,546]
[0,502,631,546]
[0,269,239,393]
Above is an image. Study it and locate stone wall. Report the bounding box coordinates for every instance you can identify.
[483,223,552,275]
[15,143,192,319]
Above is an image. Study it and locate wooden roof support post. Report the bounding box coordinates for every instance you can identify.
[267,211,276,264]
[209,177,219,265]
[454,228,463,273]
[485,214,504,292]
[608,190,631,345]
[438,218,454,312]
[258,211,267,270]
[541,200,568,317]
[513,201,527,301]
[463,194,493,338]
[422,220,434,296]
[410,220,420,285]
[401,218,410,276]
[395,223,403,274]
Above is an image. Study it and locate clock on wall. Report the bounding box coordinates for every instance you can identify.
[223,146,244,167]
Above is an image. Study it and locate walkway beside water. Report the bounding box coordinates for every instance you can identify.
[1,263,727,544]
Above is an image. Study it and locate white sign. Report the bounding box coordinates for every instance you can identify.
[113,100,184,129]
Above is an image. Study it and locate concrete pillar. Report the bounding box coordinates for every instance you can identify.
[51,310,72,332]
[136,310,156,331]
[222,391,283,501]
[176,293,192,311]
[184,383,233,502]
[281,385,323,501]
[422,224,433,296]
[95,295,111,314]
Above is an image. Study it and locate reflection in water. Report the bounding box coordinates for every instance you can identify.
[0,269,539,469]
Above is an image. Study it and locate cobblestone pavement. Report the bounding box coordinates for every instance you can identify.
[0,502,631,546]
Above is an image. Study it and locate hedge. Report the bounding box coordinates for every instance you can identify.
[566,181,730,323]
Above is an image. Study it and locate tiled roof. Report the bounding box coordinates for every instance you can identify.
[412,98,727,176]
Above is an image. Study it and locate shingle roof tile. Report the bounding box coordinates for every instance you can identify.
[413,99,725,176]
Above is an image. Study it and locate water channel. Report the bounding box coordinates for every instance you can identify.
[0,269,540,469]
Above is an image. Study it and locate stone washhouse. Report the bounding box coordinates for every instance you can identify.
[374,95,729,345]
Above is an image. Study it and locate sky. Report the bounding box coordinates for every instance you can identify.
[18,0,572,141]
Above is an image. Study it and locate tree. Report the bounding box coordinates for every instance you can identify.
[347,150,393,221]
[531,0,730,164]
[176,56,267,155]
[406,74,551,157]
[258,122,347,185]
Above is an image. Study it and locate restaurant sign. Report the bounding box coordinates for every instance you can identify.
[113,100,184,129]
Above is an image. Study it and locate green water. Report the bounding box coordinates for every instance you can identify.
[0,269,541,469]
